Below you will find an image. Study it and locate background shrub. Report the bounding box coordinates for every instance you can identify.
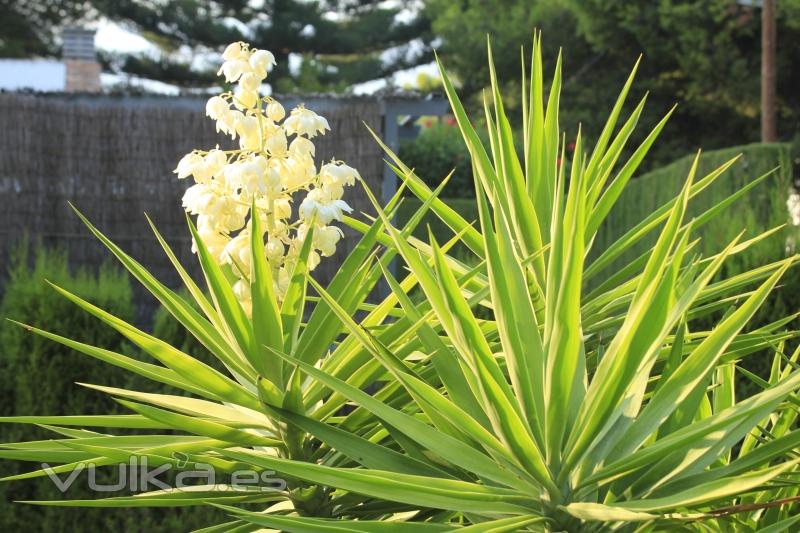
[398,122,476,198]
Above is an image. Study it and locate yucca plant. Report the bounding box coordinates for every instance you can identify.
[3,34,800,532]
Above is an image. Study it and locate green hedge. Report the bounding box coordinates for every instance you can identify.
[0,242,228,531]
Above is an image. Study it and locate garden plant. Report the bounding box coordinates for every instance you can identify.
[2,35,800,532]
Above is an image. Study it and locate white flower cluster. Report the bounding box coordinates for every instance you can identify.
[176,42,359,312]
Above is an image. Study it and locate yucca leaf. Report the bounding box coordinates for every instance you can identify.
[145,213,218,320]
[524,31,544,199]
[583,56,641,196]
[268,405,447,477]
[614,258,792,458]
[114,399,278,447]
[46,282,262,410]
[586,106,676,239]
[280,218,315,356]
[6,320,203,395]
[614,458,800,513]
[191,520,256,533]
[487,38,546,282]
[378,263,485,423]
[364,126,484,258]
[561,502,661,522]
[308,272,538,488]
[477,183,546,442]
[0,415,169,430]
[1,436,232,482]
[187,215,260,376]
[586,154,740,280]
[71,205,253,381]
[20,485,282,507]
[220,504,454,531]
[537,48,562,237]
[565,161,695,471]
[269,346,533,492]
[544,127,586,467]
[77,383,273,431]
[219,448,536,515]
[583,369,800,490]
[248,200,284,384]
[225,505,544,533]
[428,236,556,494]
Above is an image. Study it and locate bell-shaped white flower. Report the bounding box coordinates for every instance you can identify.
[174,152,205,180]
[266,238,285,262]
[275,266,291,297]
[788,191,800,226]
[282,153,316,190]
[228,156,268,195]
[289,136,315,158]
[193,221,230,263]
[249,49,276,79]
[265,129,288,157]
[235,115,261,151]
[232,278,252,315]
[182,183,211,213]
[307,250,321,271]
[223,42,248,61]
[320,162,360,187]
[321,181,345,201]
[298,188,353,224]
[315,225,344,257]
[233,87,258,110]
[264,164,282,192]
[239,72,261,93]
[273,197,292,220]
[205,96,229,120]
[222,230,252,270]
[214,108,241,138]
[284,106,330,138]
[204,149,228,177]
[271,219,289,238]
[218,58,251,83]
[266,101,285,121]
[180,40,360,302]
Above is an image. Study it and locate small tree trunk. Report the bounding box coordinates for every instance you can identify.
[761,0,777,142]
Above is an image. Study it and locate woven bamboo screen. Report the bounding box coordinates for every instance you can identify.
[0,93,384,317]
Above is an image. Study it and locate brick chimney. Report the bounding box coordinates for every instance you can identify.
[63,27,101,93]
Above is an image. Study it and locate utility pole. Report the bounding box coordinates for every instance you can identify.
[761,0,777,142]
